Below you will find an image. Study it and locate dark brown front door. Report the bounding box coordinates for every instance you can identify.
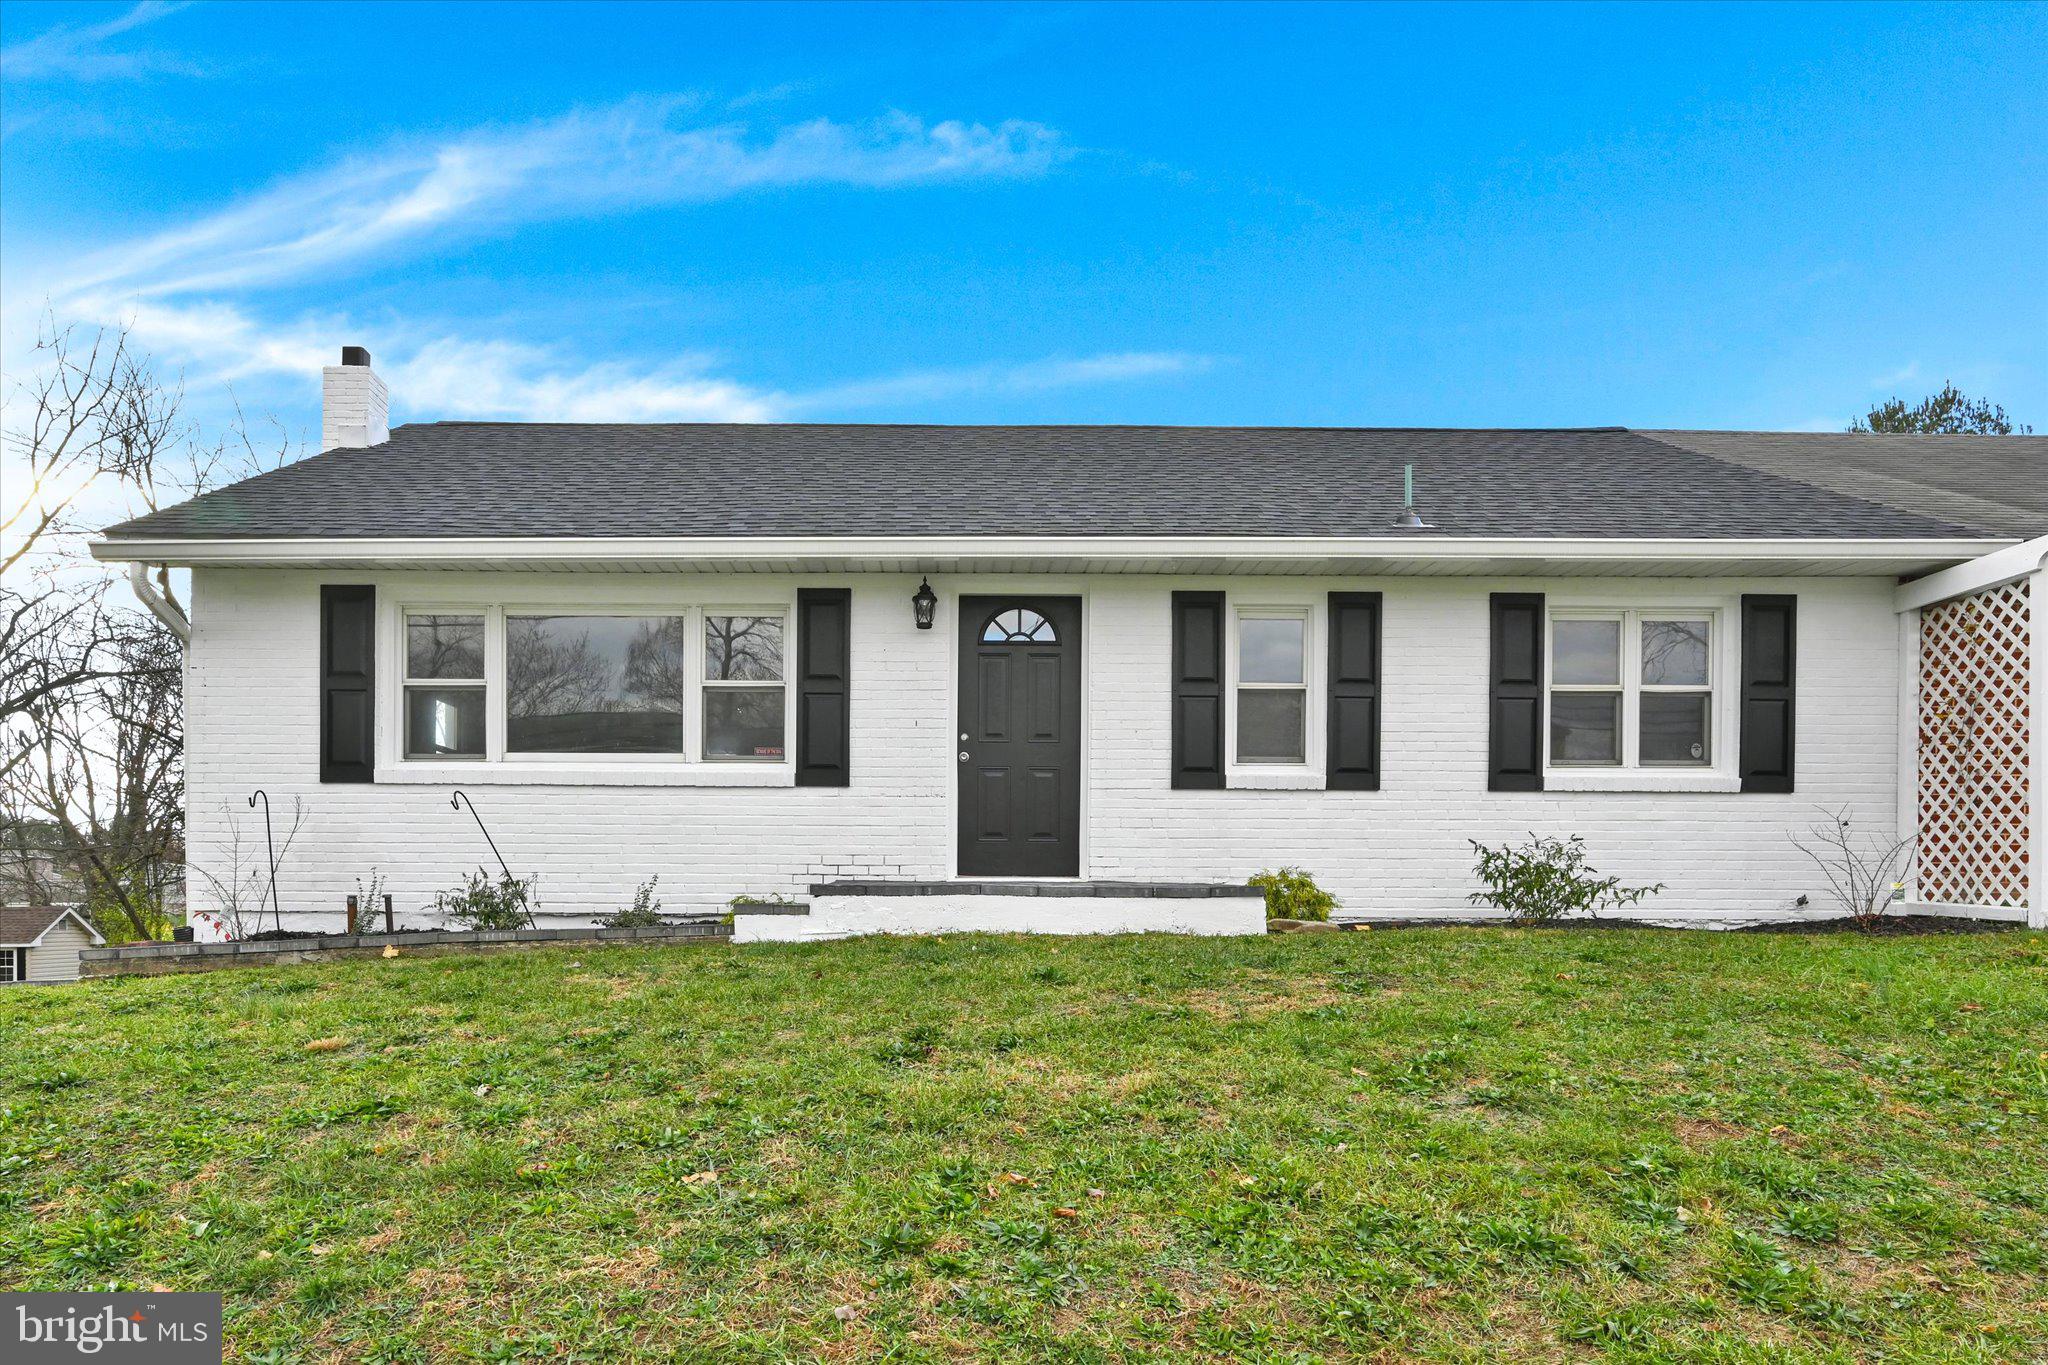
[957,597,1082,877]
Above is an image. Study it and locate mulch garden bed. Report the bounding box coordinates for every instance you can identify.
[1734,913,2021,936]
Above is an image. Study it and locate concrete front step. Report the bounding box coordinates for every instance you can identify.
[733,880,1265,943]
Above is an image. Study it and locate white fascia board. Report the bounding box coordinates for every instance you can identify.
[90,534,2014,569]
[1893,535,2048,611]
[10,907,107,947]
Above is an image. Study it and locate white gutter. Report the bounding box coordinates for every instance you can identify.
[128,561,191,644]
[1893,534,2048,611]
[90,534,2014,568]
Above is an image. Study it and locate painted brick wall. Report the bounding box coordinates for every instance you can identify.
[185,568,1901,930]
[1087,576,1896,924]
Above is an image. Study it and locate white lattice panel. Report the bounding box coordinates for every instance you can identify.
[1918,581,2031,906]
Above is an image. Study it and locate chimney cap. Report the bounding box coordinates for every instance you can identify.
[340,345,372,367]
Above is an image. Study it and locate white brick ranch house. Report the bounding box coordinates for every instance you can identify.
[92,350,2047,936]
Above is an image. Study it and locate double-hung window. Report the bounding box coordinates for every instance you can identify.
[0,947,23,983]
[1548,610,1715,768]
[702,615,786,760]
[1235,609,1309,764]
[403,614,486,758]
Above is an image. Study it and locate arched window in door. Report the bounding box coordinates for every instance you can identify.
[980,607,1059,644]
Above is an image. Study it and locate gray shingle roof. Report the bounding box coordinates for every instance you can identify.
[0,905,86,946]
[1642,431,2047,539]
[101,423,2036,542]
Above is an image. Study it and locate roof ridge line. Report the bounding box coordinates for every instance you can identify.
[395,420,1638,434]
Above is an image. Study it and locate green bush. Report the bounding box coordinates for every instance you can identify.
[436,871,536,931]
[1467,834,1662,923]
[601,876,664,928]
[1249,867,1338,922]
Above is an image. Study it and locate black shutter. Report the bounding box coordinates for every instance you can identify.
[320,585,375,783]
[1326,592,1382,790]
[1488,592,1544,791]
[795,588,852,787]
[1739,594,1796,793]
[1171,591,1225,789]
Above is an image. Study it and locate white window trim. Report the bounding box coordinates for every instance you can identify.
[1226,601,1323,789]
[384,598,795,785]
[0,947,21,983]
[1543,604,1740,793]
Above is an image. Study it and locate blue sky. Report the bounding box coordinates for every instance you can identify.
[2,0,2043,447]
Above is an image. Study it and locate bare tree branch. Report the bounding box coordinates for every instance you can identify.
[1,618,184,938]
[1,315,305,934]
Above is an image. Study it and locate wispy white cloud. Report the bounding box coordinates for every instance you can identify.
[59,99,1066,300]
[1868,361,1919,391]
[410,346,1209,423]
[789,352,1214,414]
[397,336,783,423]
[76,296,1207,423]
[12,95,1197,430]
[0,1,202,83]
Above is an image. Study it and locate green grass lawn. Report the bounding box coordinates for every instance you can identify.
[4,929,2045,1362]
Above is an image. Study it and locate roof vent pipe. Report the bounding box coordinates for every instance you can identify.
[1393,462,1434,530]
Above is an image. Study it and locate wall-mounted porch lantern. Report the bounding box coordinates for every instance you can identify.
[912,578,938,630]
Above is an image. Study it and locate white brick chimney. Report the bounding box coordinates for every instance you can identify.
[321,345,389,450]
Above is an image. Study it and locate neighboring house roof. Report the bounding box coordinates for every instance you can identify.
[0,905,105,947]
[1643,431,2048,540]
[97,424,2039,543]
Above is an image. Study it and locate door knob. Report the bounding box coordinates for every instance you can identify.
[959,751,970,762]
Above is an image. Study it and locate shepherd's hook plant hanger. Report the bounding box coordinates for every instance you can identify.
[450,790,512,881]
[248,789,284,934]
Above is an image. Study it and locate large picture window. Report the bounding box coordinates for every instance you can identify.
[1235,610,1308,764]
[506,614,689,754]
[1548,610,1715,769]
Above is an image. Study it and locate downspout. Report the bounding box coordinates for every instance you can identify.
[129,559,194,943]
[129,561,190,644]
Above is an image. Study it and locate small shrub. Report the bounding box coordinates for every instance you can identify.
[436,871,536,931]
[602,876,664,928]
[1789,806,1915,929]
[1467,834,1663,923]
[349,868,401,930]
[1249,867,1339,922]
